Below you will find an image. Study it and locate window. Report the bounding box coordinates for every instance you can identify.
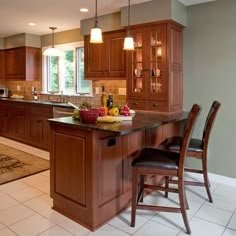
[43,42,91,95]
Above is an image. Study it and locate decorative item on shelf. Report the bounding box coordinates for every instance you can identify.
[134,68,142,77]
[43,27,61,56]
[152,68,161,77]
[123,0,134,50]
[90,0,103,43]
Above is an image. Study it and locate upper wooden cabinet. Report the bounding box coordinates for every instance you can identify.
[0,50,5,80]
[84,30,127,79]
[5,46,41,80]
[126,21,183,113]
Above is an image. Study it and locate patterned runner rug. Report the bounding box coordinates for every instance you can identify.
[0,143,49,185]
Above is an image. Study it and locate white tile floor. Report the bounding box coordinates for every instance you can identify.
[0,137,236,235]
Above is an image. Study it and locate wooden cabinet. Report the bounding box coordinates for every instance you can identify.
[84,30,127,79]
[49,122,145,230]
[0,102,26,139]
[26,105,53,150]
[127,20,183,113]
[0,101,53,150]
[0,50,5,79]
[5,46,41,80]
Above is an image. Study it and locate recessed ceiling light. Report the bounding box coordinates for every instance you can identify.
[28,22,36,26]
[80,8,88,12]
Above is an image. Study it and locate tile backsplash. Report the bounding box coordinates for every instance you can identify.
[0,79,127,108]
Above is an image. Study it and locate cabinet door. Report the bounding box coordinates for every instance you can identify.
[84,35,109,78]
[0,50,5,79]
[148,24,168,101]
[5,47,26,80]
[107,31,126,78]
[4,103,26,139]
[127,28,147,98]
[26,105,52,150]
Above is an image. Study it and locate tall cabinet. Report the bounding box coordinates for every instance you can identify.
[127,20,183,113]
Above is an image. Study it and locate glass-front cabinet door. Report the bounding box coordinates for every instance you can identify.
[127,29,146,98]
[148,25,167,101]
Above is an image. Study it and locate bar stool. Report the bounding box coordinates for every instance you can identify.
[131,104,201,235]
[160,101,221,203]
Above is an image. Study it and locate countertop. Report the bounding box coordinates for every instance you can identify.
[0,97,73,108]
[48,111,188,136]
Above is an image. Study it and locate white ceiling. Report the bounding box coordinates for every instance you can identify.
[0,0,216,38]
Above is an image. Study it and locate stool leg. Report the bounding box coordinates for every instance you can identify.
[202,154,213,203]
[139,175,144,202]
[131,168,138,227]
[165,176,169,198]
[179,180,191,234]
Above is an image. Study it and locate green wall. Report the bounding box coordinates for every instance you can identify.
[184,0,236,178]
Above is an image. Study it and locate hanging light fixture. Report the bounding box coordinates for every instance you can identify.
[90,0,103,43]
[123,0,134,50]
[43,27,61,56]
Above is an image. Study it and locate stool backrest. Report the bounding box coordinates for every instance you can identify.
[179,104,201,175]
[202,101,221,150]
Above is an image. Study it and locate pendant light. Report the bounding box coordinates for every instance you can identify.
[90,0,103,43]
[43,27,61,56]
[123,0,134,50]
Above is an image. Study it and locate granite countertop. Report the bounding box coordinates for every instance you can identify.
[0,97,73,108]
[48,111,188,136]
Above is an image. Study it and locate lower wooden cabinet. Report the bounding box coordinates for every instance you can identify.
[49,122,145,230]
[0,101,53,150]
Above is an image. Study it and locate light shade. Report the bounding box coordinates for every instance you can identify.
[123,36,134,50]
[43,47,61,56]
[90,27,103,43]
[43,26,61,57]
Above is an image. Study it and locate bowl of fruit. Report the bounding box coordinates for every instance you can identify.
[79,109,99,124]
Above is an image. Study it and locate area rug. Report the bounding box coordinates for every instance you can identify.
[0,143,49,185]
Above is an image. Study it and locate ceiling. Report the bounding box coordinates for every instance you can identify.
[0,0,216,38]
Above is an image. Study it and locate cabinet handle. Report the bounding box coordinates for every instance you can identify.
[153,103,159,107]
[133,102,138,105]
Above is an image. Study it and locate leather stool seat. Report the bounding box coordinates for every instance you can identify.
[163,136,203,153]
[132,148,179,170]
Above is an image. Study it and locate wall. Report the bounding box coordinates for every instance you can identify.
[80,0,187,35]
[0,38,4,49]
[120,0,187,27]
[41,28,83,47]
[80,12,122,36]
[4,33,41,48]
[183,0,236,178]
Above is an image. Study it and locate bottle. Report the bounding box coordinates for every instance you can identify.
[107,93,113,108]
[101,86,107,107]
[32,87,38,101]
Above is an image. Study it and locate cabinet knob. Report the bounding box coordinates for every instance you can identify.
[133,102,138,105]
[153,103,159,107]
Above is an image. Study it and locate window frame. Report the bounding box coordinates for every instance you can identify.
[42,41,92,96]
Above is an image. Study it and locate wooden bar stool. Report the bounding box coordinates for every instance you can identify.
[160,101,221,203]
[131,104,201,235]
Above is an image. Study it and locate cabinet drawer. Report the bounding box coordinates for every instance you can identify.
[146,100,168,112]
[127,99,146,110]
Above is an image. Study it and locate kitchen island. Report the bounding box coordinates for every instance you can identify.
[48,111,188,231]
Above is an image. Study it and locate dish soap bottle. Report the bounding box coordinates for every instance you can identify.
[107,93,113,108]
[101,86,107,107]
